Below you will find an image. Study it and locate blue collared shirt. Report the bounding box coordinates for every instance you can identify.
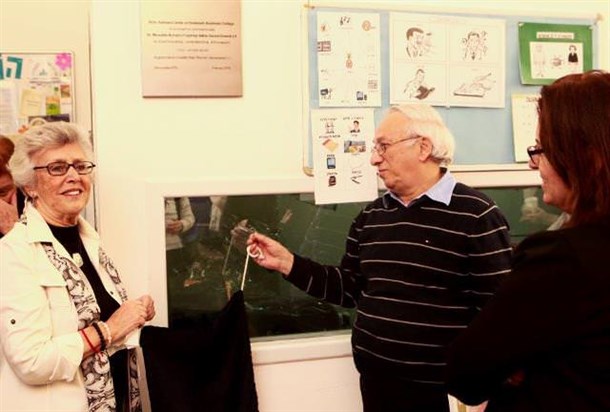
[383,170,456,208]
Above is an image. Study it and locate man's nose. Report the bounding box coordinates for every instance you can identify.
[370,151,382,166]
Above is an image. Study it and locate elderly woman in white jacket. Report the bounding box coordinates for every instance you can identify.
[0,122,155,411]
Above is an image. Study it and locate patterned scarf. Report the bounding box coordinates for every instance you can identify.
[42,243,143,412]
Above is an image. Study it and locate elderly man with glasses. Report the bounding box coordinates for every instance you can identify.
[248,104,513,412]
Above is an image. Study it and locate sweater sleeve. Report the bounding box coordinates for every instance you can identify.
[178,197,195,232]
[445,232,580,405]
[466,204,513,311]
[285,212,366,308]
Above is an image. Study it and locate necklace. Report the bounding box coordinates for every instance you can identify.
[72,239,86,268]
[48,224,85,268]
[72,252,84,267]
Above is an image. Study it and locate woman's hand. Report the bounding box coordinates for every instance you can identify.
[246,232,294,277]
[136,295,156,322]
[105,300,148,343]
[165,219,183,234]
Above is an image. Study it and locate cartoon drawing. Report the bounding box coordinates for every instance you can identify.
[345,53,353,69]
[405,27,431,58]
[403,68,435,100]
[462,31,488,61]
[567,44,579,73]
[550,54,564,68]
[453,72,495,97]
[532,43,546,78]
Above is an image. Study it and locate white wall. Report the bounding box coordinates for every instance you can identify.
[88,2,609,410]
[0,0,96,220]
[0,0,92,129]
[2,0,608,410]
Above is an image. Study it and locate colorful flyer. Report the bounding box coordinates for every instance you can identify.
[311,108,378,205]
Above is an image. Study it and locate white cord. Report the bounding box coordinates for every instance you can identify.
[241,245,264,291]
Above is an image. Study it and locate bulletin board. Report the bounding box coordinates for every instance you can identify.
[0,52,75,135]
[302,6,599,174]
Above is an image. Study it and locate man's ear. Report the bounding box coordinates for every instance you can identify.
[418,137,433,162]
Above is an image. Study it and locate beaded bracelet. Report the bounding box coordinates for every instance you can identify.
[98,321,113,348]
[80,329,98,353]
[91,322,106,351]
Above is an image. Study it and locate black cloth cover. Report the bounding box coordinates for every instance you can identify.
[140,291,258,412]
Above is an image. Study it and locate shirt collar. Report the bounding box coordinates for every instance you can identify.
[23,201,99,244]
[383,170,456,208]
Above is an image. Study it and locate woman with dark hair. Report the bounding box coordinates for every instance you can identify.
[446,70,610,411]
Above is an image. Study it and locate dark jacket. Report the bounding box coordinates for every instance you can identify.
[446,224,610,411]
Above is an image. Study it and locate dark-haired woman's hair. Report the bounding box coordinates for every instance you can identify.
[538,70,610,226]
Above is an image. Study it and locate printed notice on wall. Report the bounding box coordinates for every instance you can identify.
[140,0,242,97]
[316,11,382,107]
[311,108,378,205]
[512,93,540,162]
[0,52,74,135]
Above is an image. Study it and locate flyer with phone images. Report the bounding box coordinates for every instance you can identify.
[311,108,378,205]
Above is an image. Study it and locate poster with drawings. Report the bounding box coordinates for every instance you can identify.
[518,22,593,85]
[317,11,382,107]
[311,108,378,205]
[389,12,505,108]
[529,41,583,79]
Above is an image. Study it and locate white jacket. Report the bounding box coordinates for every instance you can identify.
[164,197,195,251]
[0,204,129,412]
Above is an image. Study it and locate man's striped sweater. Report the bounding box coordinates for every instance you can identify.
[287,183,513,385]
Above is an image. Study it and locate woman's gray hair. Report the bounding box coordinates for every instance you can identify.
[9,122,94,189]
[389,104,455,166]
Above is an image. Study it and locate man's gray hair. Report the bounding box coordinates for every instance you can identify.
[9,122,94,189]
[389,104,455,166]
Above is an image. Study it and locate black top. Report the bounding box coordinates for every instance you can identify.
[17,189,25,217]
[49,224,119,319]
[446,224,610,411]
[49,223,128,410]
